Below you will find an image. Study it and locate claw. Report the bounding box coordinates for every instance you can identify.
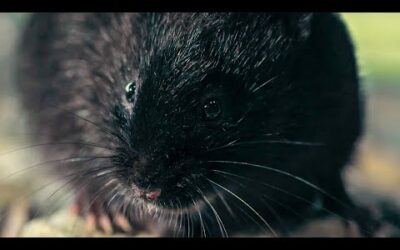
[114,213,132,233]
[85,212,98,233]
[70,191,135,235]
[99,214,113,235]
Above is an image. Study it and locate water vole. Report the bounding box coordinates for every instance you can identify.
[16,13,370,236]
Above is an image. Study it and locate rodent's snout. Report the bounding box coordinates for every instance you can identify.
[129,156,164,202]
[131,183,162,202]
[145,190,161,201]
[126,146,198,207]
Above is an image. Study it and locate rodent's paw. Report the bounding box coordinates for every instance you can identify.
[343,206,381,237]
[70,191,132,235]
[112,214,133,233]
[85,209,113,235]
[87,211,133,235]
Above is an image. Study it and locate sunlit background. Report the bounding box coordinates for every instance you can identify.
[0,13,399,236]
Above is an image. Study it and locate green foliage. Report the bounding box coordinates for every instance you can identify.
[342,13,400,84]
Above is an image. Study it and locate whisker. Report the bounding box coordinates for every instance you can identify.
[0,156,113,183]
[69,178,116,235]
[191,198,206,238]
[234,201,269,235]
[176,199,185,238]
[213,187,235,220]
[261,194,304,219]
[211,169,374,236]
[207,177,277,237]
[212,169,344,218]
[30,166,121,223]
[196,187,228,237]
[184,209,189,238]
[231,140,324,147]
[0,142,115,157]
[203,139,324,154]
[46,105,117,141]
[0,164,115,225]
[190,210,195,238]
[250,76,277,93]
[104,185,123,216]
[211,170,287,235]
[207,160,348,209]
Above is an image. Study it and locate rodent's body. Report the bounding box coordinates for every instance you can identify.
[16,13,364,236]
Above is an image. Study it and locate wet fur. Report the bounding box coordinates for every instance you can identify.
[16,13,363,236]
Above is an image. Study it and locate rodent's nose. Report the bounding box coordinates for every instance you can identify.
[145,190,161,201]
[131,183,161,201]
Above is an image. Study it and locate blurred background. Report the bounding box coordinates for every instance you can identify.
[0,13,399,236]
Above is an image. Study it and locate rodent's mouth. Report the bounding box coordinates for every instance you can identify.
[126,166,209,212]
[133,188,218,217]
[125,183,213,216]
[143,199,209,217]
[127,183,187,211]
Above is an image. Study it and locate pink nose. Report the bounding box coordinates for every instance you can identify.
[145,190,161,201]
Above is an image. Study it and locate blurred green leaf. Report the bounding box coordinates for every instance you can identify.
[342,13,400,84]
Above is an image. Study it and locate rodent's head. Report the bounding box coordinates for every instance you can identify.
[19,12,361,234]
[102,13,316,209]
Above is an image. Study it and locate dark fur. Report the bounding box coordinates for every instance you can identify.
[16,13,364,236]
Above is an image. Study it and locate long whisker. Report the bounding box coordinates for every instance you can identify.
[196,187,228,237]
[212,169,345,219]
[186,209,192,238]
[0,164,115,225]
[210,170,288,235]
[69,177,117,235]
[203,139,324,154]
[74,176,122,234]
[231,140,324,147]
[207,160,348,209]
[261,194,304,219]
[173,197,185,237]
[207,177,277,237]
[213,187,235,219]
[0,142,115,157]
[29,166,121,222]
[211,169,374,236]
[104,185,124,216]
[0,156,113,182]
[191,198,206,238]
[46,105,117,141]
[188,209,194,238]
[250,76,277,93]
[234,201,270,235]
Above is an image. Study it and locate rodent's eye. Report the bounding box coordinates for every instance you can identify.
[203,98,221,120]
[125,81,136,103]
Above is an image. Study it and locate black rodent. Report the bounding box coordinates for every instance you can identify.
[16,13,368,236]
